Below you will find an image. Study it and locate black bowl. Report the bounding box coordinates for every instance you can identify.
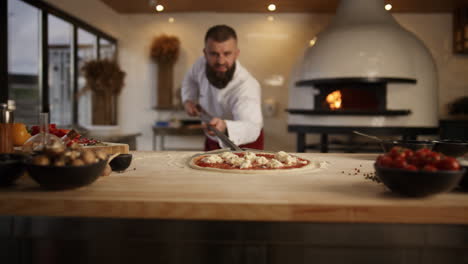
[460,165,468,191]
[0,153,27,186]
[374,164,465,197]
[433,140,468,158]
[26,159,107,190]
[109,154,132,171]
[380,140,435,153]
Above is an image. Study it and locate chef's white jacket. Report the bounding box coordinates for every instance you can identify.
[181,56,263,148]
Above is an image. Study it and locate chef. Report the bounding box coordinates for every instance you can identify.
[181,25,264,151]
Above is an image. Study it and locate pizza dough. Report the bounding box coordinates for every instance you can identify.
[188,150,324,174]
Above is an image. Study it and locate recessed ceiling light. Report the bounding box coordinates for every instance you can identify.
[168,17,175,23]
[309,36,317,46]
[385,4,392,11]
[267,16,274,22]
[268,4,276,12]
[156,4,164,12]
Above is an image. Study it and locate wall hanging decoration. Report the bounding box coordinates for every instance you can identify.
[150,34,180,109]
[80,59,126,125]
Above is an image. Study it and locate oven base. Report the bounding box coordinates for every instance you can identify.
[288,125,439,153]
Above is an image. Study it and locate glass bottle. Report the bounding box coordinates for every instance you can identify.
[22,112,64,153]
[0,103,14,153]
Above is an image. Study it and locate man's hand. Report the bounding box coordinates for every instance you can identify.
[203,117,227,136]
[183,100,199,116]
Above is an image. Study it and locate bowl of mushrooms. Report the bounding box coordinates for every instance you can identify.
[25,146,109,190]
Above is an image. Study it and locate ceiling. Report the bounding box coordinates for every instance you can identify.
[100,0,468,13]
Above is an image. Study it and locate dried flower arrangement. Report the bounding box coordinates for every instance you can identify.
[79,59,126,125]
[80,59,126,96]
[150,35,180,65]
[149,34,181,109]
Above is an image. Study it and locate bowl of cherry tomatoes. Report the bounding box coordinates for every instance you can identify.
[374,147,465,197]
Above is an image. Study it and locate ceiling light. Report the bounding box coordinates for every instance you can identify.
[268,4,276,12]
[385,4,392,11]
[267,16,274,22]
[309,36,317,47]
[168,17,175,23]
[156,4,164,12]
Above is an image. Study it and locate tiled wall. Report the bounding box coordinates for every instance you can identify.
[1,216,467,264]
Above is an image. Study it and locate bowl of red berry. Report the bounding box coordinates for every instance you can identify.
[374,147,465,197]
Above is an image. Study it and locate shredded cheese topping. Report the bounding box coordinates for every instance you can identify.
[199,151,306,169]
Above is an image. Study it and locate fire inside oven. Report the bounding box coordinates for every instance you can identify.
[314,83,387,111]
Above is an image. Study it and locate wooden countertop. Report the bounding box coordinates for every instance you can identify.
[0,152,467,224]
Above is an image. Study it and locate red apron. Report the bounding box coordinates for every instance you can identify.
[204,129,264,151]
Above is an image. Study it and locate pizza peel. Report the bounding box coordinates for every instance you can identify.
[195,105,243,151]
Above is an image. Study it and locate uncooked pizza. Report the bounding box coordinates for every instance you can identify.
[189,151,317,173]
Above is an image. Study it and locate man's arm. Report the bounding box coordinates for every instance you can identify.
[203,117,227,136]
[181,62,200,116]
[183,100,199,116]
[222,78,263,146]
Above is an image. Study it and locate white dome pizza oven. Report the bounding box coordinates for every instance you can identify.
[287,0,439,152]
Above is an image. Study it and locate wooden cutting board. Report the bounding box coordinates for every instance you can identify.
[83,142,129,155]
[15,142,129,155]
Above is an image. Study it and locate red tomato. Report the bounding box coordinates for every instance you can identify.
[423,164,438,172]
[436,157,461,171]
[392,157,408,169]
[30,125,40,136]
[417,148,432,154]
[404,164,418,171]
[377,155,393,168]
[389,147,403,158]
[403,149,414,158]
[425,151,442,163]
[407,154,427,168]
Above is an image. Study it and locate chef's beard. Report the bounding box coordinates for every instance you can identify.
[205,62,236,89]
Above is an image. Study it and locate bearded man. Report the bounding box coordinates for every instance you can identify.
[181,25,263,151]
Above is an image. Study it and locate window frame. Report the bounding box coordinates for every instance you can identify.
[1,0,117,125]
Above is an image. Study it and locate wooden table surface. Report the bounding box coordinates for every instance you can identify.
[0,151,467,224]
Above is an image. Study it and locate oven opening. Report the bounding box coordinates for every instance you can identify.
[315,83,386,111]
[287,78,413,116]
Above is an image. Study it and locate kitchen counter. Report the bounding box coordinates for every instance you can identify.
[0,151,467,224]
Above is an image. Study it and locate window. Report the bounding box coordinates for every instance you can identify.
[7,0,41,124]
[77,28,97,127]
[2,0,117,127]
[99,38,116,60]
[48,14,72,127]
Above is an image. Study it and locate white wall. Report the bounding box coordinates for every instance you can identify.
[117,13,331,151]
[396,14,468,118]
[43,0,468,151]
